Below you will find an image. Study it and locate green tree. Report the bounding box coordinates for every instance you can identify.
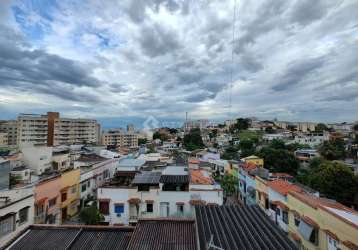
[319,139,346,160]
[183,128,204,151]
[147,144,156,153]
[230,118,250,134]
[302,161,358,207]
[218,174,238,196]
[169,128,178,134]
[257,147,300,176]
[79,203,104,225]
[286,142,311,152]
[269,139,286,150]
[221,146,239,160]
[138,138,147,145]
[239,139,255,158]
[315,123,328,132]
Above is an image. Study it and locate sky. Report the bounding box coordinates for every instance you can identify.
[0,0,357,128]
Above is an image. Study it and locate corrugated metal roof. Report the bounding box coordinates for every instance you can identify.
[127,219,197,250]
[160,175,189,184]
[7,226,133,250]
[195,205,297,250]
[132,171,161,185]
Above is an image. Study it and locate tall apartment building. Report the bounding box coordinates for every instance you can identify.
[0,120,17,145]
[102,129,138,148]
[17,112,100,146]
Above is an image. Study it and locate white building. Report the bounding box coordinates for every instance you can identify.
[294,131,330,147]
[0,187,34,248]
[97,167,223,225]
[20,145,53,175]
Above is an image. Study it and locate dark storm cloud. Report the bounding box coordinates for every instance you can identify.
[138,23,181,57]
[272,57,325,91]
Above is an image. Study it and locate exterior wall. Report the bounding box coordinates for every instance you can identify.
[21,146,53,175]
[0,132,8,146]
[34,176,62,224]
[0,188,34,248]
[17,115,48,146]
[255,177,268,210]
[0,160,11,190]
[97,187,223,225]
[287,194,358,250]
[244,157,264,167]
[102,132,138,148]
[268,188,289,232]
[0,120,17,145]
[60,169,80,220]
[51,153,71,171]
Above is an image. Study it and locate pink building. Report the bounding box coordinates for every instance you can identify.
[34,174,62,224]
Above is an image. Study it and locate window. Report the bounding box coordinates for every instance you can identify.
[310,228,319,245]
[35,204,44,216]
[294,217,300,227]
[19,207,29,224]
[114,204,124,214]
[81,184,87,192]
[146,203,153,213]
[0,214,15,236]
[99,201,109,215]
[49,198,57,207]
[71,186,77,194]
[61,192,67,202]
[138,185,150,191]
[87,181,90,187]
[177,204,184,214]
[265,198,269,210]
[282,211,288,224]
[276,208,281,216]
[269,203,277,211]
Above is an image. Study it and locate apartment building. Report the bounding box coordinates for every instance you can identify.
[0,120,17,145]
[0,132,8,146]
[294,131,330,147]
[101,129,138,148]
[17,112,99,146]
[97,166,223,225]
[0,187,34,248]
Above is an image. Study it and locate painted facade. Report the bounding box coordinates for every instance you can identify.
[60,169,80,222]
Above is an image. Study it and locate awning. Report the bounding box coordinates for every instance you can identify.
[176,202,185,205]
[298,219,314,241]
[35,197,48,204]
[342,240,358,250]
[189,199,206,205]
[128,198,141,204]
[272,200,289,211]
[324,229,339,241]
[301,215,319,228]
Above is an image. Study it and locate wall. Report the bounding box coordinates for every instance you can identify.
[21,146,53,175]
[60,169,80,219]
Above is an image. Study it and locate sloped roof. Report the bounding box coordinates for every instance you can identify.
[195,205,297,250]
[6,225,133,250]
[132,171,161,185]
[269,180,302,196]
[190,169,214,185]
[127,219,196,250]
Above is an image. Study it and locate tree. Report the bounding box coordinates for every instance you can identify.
[138,138,147,145]
[183,128,204,151]
[79,203,104,225]
[230,118,250,133]
[169,128,177,134]
[269,139,286,150]
[218,174,238,196]
[239,139,255,158]
[221,146,239,160]
[319,139,346,160]
[286,142,311,152]
[301,160,358,207]
[147,144,156,153]
[257,147,300,176]
[315,123,328,132]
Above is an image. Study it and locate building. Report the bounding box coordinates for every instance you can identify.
[183,119,210,131]
[16,112,99,146]
[294,131,330,147]
[34,174,62,224]
[20,145,53,175]
[0,187,34,248]
[102,130,138,148]
[51,147,71,171]
[0,132,8,146]
[287,191,358,250]
[60,169,80,222]
[97,166,223,225]
[294,149,319,165]
[0,120,17,145]
[241,155,264,167]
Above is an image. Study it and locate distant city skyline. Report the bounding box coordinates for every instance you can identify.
[0,0,357,123]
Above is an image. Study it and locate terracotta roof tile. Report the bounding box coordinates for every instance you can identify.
[190,169,214,185]
[269,180,302,196]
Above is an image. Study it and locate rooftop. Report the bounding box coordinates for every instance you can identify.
[131,171,161,185]
[127,219,196,250]
[6,225,134,250]
[269,179,302,196]
[195,205,297,250]
[190,169,214,185]
[118,158,145,168]
[77,154,108,163]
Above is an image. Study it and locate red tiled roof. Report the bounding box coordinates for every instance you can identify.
[268,180,302,196]
[190,170,214,185]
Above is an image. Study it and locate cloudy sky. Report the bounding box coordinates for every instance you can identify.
[0,0,357,127]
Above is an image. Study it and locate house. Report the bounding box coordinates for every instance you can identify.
[97,166,223,225]
[294,149,319,165]
[294,131,330,147]
[51,147,71,171]
[34,174,62,224]
[0,187,34,248]
[241,155,264,167]
[60,169,80,222]
[267,180,302,232]
[287,191,358,250]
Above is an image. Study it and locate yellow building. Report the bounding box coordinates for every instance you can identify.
[255,176,269,210]
[287,191,358,250]
[60,168,80,222]
[242,155,264,167]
